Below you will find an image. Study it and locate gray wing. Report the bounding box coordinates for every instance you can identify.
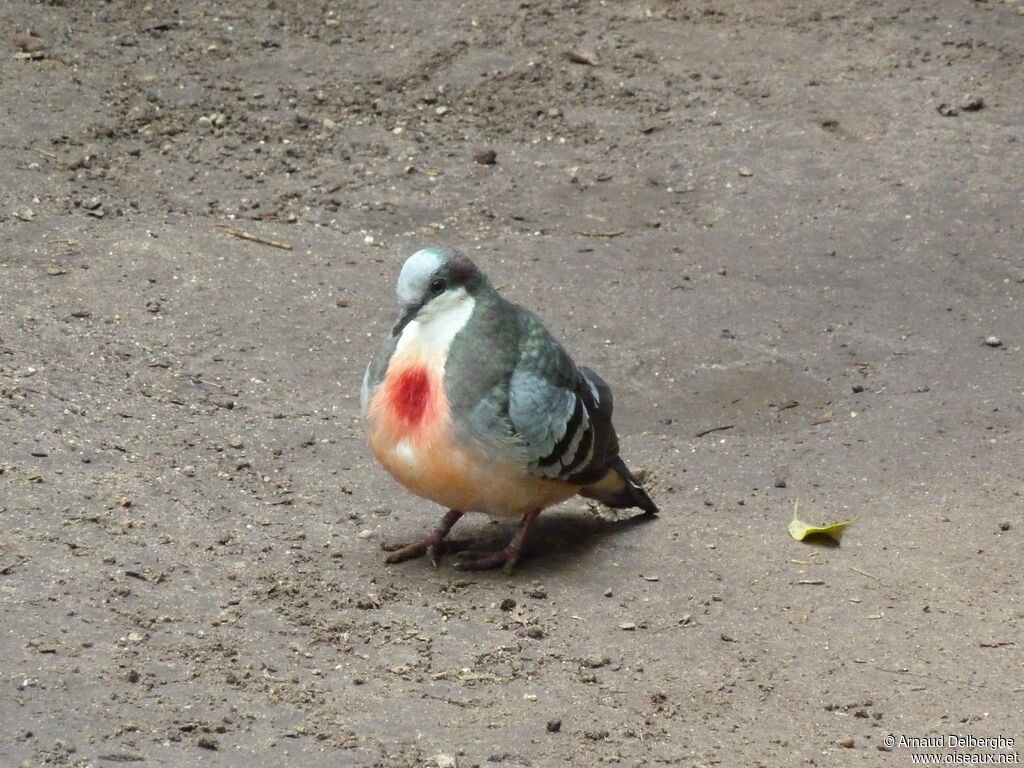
[507,312,618,484]
[360,334,397,416]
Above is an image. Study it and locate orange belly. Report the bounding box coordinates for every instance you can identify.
[366,360,578,518]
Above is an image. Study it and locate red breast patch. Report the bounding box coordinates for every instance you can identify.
[387,366,433,426]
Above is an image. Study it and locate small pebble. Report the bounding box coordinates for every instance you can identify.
[197,736,218,750]
[13,32,45,54]
[999,522,1010,531]
[603,588,613,597]
[738,167,754,177]
[546,719,562,733]
[473,149,497,165]
[357,529,373,539]
[837,736,855,749]
[619,622,636,631]
[984,336,1003,347]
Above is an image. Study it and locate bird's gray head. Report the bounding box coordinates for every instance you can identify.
[391,247,490,337]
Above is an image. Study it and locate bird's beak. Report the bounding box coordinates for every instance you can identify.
[392,304,418,337]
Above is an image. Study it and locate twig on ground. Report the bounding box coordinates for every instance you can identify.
[215,224,293,251]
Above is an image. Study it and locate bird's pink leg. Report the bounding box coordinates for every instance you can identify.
[454,508,542,575]
[382,509,465,566]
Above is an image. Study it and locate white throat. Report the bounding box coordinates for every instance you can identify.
[395,288,476,366]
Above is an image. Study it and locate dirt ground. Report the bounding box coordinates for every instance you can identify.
[2,1,1022,766]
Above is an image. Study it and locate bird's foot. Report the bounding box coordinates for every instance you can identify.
[382,537,473,566]
[453,547,522,575]
[381,509,464,567]
[452,507,542,576]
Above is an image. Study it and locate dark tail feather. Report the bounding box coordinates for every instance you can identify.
[579,457,659,516]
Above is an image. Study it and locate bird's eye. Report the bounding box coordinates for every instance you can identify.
[429,278,446,294]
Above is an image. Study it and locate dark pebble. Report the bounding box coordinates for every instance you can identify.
[473,149,497,165]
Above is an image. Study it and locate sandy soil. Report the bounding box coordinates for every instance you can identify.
[2,1,1023,766]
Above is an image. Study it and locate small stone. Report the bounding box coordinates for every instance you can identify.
[432,754,458,768]
[603,588,613,597]
[546,718,562,733]
[434,105,449,116]
[619,622,636,631]
[117,496,133,508]
[960,96,984,112]
[837,736,855,749]
[182,465,195,477]
[322,117,337,131]
[852,384,864,393]
[126,669,140,683]
[984,336,1003,347]
[774,477,787,488]
[738,167,754,177]
[357,529,373,539]
[13,32,45,54]
[526,626,545,639]
[13,206,35,222]
[81,196,102,211]
[999,522,1011,531]
[197,735,218,750]
[583,654,610,668]
[499,597,516,612]
[473,149,497,165]
[523,584,547,599]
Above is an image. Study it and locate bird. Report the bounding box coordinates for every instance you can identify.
[361,246,658,574]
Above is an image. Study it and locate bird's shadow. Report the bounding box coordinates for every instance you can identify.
[446,509,658,576]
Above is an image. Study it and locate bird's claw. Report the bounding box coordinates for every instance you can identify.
[382,538,472,566]
[452,548,522,575]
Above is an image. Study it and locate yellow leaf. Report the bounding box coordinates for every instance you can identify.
[788,500,855,543]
